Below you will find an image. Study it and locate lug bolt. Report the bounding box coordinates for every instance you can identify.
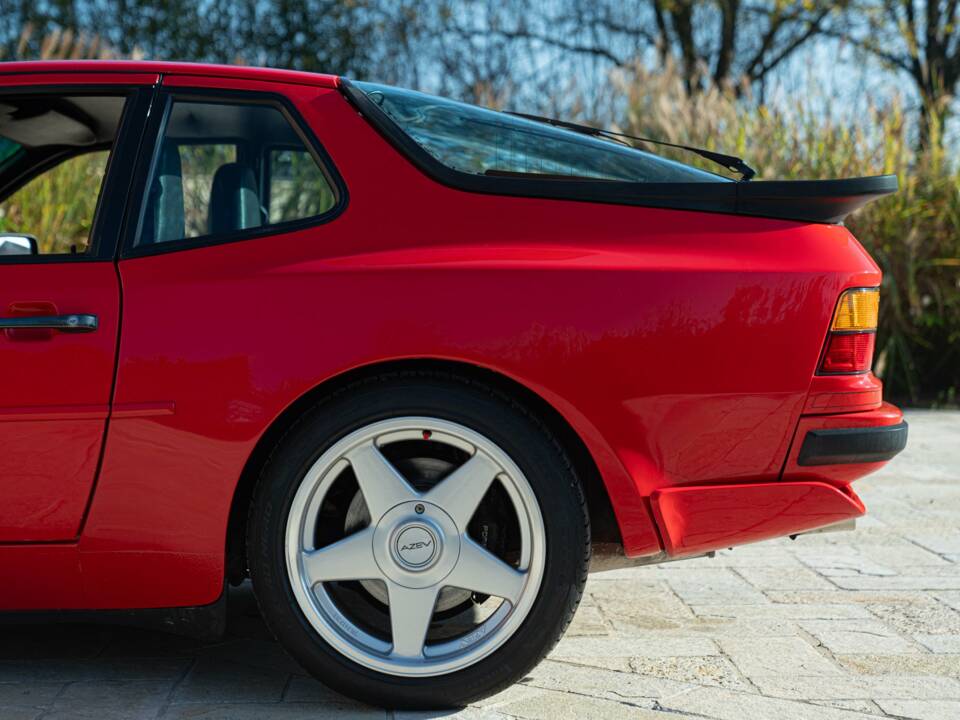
[415,504,425,514]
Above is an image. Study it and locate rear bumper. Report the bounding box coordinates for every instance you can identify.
[798,421,908,466]
[782,401,905,485]
[648,402,905,558]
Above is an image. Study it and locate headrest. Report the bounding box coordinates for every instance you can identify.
[208,162,261,235]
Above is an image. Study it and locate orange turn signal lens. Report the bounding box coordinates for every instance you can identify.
[831,288,879,331]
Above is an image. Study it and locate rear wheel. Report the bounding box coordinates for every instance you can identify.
[247,374,589,708]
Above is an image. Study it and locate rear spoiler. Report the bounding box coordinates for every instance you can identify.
[341,80,897,224]
[735,175,898,224]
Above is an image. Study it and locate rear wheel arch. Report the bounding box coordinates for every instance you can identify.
[225,358,620,585]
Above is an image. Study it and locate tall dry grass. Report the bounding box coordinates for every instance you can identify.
[617,62,960,405]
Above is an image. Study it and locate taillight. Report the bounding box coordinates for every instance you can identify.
[818,288,879,374]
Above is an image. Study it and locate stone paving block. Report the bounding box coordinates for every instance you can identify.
[45,679,172,720]
[160,703,385,719]
[691,603,872,620]
[749,673,960,701]
[655,684,888,720]
[0,683,63,707]
[717,636,842,678]
[472,683,550,709]
[734,565,835,591]
[838,654,960,678]
[768,590,933,606]
[830,564,960,591]
[397,709,506,719]
[627,655,754,692]
[521,659,691,702]
[655,568,768,606]
[902,532,960,559]
[585,571,664,587]
[800,619,924,654]
[875,699,960,720]
[934,591,960,613]
[565,603,608,636]
[282,677,367,706]
[590,587,696,634]
[587,578,689,608]
[0,658,189,684]
[626,614,806,639]
[866,598,960,635]
[490,688,670,719]
[171,657,289,704]
[791,546,897,578]
[914,634,960,654]
[811,699,884,714]
[198,639,305,676]
[0,708,42,720]
[551,634,719,659]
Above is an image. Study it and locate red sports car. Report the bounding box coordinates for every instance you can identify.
[0,61,906,708]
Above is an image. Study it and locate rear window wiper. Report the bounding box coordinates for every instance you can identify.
[504,110,756,182]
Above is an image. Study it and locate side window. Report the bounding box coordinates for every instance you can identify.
[0,95,127,258]
[137,99,337,248]
[267,148,335,224]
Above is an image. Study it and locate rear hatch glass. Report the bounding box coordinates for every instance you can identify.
[355,82,730,184]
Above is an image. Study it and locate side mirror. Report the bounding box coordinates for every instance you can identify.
[0,233,39,256]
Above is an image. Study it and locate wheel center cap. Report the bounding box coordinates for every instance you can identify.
[373,502,459,588]
[393,524,440,570]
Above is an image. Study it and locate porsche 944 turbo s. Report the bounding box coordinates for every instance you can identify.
[0,61,906,708]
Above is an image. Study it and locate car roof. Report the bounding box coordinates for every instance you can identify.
[0,60,339,88]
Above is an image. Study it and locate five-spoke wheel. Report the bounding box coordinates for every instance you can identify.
[285,417,545,674]
[248,375,589,708]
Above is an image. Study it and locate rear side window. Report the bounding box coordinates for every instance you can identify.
[136,98,338,248]
[267,148,336,223]
[354,82,725,184]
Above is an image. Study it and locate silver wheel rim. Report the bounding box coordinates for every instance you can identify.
[285,416,546,677]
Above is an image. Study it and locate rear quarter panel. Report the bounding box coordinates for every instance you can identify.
[82,82,880,608]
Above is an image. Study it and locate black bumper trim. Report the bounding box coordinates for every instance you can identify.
[798,421,908,466]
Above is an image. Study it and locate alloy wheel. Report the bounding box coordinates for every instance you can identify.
[284,416,546,676]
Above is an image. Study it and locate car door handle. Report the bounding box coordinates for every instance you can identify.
[0,314,98,333]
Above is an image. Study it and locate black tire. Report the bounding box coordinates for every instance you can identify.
[246,371,590,709]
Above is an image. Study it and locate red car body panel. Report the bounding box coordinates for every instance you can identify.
[0,62,902,611]
[651,480,866,557]
[0,263,119,542]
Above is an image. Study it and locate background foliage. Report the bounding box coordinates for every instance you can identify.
[1,1,958,405]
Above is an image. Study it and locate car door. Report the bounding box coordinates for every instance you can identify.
[0,72,155,541]
[74,73,347,607]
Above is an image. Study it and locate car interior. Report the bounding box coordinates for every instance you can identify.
[0,94,125,255]
[138,99,331,247]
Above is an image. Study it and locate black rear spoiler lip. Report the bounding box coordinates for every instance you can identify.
[341,79,897,224]
[735,175,899,224]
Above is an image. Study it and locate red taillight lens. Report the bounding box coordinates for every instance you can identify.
[820,332,876,373]
[819,288,879,375]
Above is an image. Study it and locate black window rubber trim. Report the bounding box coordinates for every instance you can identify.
[797,421,908,466]
[339,78,898,224]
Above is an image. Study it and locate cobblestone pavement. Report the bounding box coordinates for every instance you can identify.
[1,410,958,719]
